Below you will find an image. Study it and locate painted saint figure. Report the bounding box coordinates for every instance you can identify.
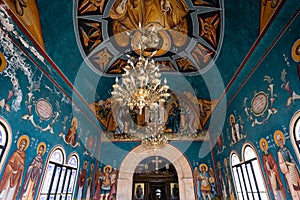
[180,101,197,135]
[20,142,46,200]
[0,135,29,200]
[165,103,180,137]
[199,164,212,200]
[260,138,286,200]
[77,161,88,200]
[86,163,94,200]
[109,0,189,49]
[229,114,240,143]
[217,162,227,200]
[135,184,143,199]
[65,117,78,146]
[98,165,118,200]
[275,130,300,199]
[224,158,235,200]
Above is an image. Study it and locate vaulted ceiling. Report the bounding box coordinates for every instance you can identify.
[1,0,298,130]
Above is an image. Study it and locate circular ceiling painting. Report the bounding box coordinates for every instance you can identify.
[74,0,224,76]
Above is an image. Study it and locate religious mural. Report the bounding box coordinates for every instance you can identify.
[90,91,217,141]
[0,135,29,200]
[243,75,278,127]
[274,130,300,199]
[259,137,286,199]
[227,112,246,146]
[0,0,299,200]
[259,0,283,33]
[2,0,45,48]
[20,142,46,199]
[0,10,101,199]
[193,163,216,200]
[75,0,223,75]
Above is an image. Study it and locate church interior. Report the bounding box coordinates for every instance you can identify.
[0,0,299,199]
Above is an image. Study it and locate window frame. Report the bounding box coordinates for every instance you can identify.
[230,143,269,200]
[37,146,79,200]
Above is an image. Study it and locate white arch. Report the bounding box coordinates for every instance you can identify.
[0,116,12,170]
[117,144,195,199]
[290,109,300,162]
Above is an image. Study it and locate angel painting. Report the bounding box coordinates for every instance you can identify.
[193,163,214,200]
[93,165,118,200]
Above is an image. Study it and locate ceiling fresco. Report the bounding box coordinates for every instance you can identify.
[0,0,296,138]
[75,0,223,75]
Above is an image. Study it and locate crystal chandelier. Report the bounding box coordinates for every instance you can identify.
[142,120,169,151]
[111,52,170,115]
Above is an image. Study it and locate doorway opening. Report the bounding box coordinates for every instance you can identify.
[132,156,179,200]
[116,144,194,199]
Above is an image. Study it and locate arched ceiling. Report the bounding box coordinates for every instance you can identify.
[1,0,298,128]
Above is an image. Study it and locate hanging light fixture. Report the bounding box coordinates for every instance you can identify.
[142,119,169,151]
[111,1,170,150]
[111,46,170,115]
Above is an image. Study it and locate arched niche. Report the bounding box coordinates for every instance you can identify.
[290,109,300,162]
[117,144,195,199]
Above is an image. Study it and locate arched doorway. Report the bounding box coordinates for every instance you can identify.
[132,156,179,200]
[116,144,195,199]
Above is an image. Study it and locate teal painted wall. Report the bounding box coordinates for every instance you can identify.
[212,10,300,200]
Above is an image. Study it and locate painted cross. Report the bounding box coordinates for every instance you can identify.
[152,156,162,171]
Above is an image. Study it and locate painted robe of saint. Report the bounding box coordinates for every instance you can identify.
[260,138,286,200]
[77,161,88,200]
[86,164,94,200]
[65,117,78,146]
[20,142,46,200]
[165,103,180,136]
[0,135,29,200]
[275,130,300,200]
[193,164,212,200]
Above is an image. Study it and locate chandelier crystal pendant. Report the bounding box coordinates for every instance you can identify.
[142,120,169,151]
[111,54,170,115]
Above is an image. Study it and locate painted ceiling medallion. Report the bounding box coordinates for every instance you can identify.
[251,91,268,117]
[75,0,224,75]
[244,75,277,127]
[35,98,53,120]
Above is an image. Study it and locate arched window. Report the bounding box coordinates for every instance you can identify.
[0,116,12,169]
[289,110,300,161]
[231,144,269,200]
[231,153,245,200]
[38,146,79,200]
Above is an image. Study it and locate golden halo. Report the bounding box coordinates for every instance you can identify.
[259,138,268,151]
[104,165,112,173]
[83,161,88,169]
[223,158,228,166]
[229,114,235,126]
[71,117,78,130]
[0,52,6,72]
[274,130,285,146]
[17,135,30,150]
[292,39,300,62]
[217,161,221,169]
[37,142,46,154]
[199,163,208,172]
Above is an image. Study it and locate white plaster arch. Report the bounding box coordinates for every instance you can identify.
[117,144,195,199]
